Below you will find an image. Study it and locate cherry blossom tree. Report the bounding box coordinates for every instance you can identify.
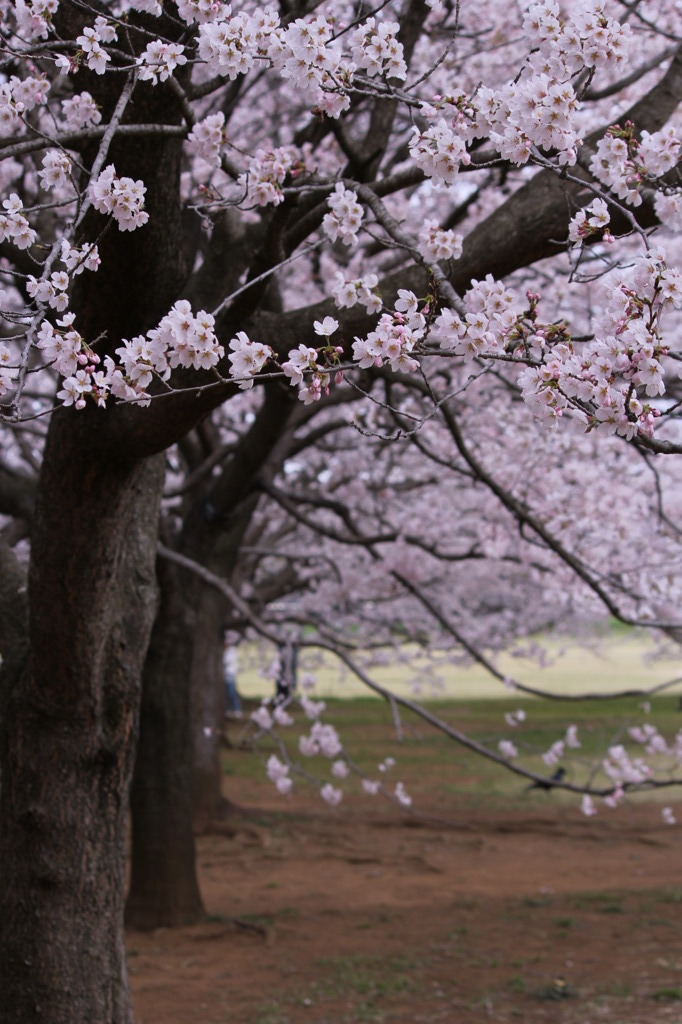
[1,0,682,1020]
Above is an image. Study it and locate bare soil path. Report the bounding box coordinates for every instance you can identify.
[129,780,682,1024]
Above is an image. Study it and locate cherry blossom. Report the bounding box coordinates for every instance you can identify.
[137,40,187,85]
[320,782,343,806]
[322,183,364,246]
[90,165,149,232]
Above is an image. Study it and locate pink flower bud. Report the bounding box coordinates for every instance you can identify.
[77,352,88,365]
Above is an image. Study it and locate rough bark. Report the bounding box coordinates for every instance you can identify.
[127,385,296,931]
[126,556,205,930]
[190,582,233,829]
[0,8,190,1015]
[0,435,165,1024]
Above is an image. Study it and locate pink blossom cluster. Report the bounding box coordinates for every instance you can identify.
[298,721,342,758]
[322,183,364,246]
[43,300,224,410]
[498,740,518,759]
[590,123,681,216]
[0,193,36,249]
[281,341,324,387]
[418,219,463,263]
[568,197,611,246]
[266,754,292,795]
[394,781,411,807]
[300,694,326,720]
[176,0,225,26]
[273,704,294,727]
[38,150,72,193]
[27,269,70,311]
[137,40,187,85]
[581,795,597,816]
[27,240,99,315]
[408,119,472,188]
[59,239,100,275]
[90,165,148,231]
[331,272,381,313]
[12,0,58,41]
[122,0,163,16]
[542,739,564,766]
[348,17,407,80]
[141,300,223,373]
[197,7,278,80]
[518,249,682,438]
[628,723,669,756]
[654,191,682,234]
[0,74,49,136]
[186,112,226,167]
[36,314,109,409]
[461,2,632,167]
[523,1,631,78]
[351,290,426,374]
[60,91,101,130]
[602,744,652,786]
[238,145,311,208]
[476,75,580,166]
[36,313,86,378]
[320,782,343,806]
[434,276,520,359]
[250,703,273,731]
[75,22,114,76]
[0,343,16,397]
[565,725,580,749]
[280,316,342,403]
[227,332,273,390]
[271,15,351,119]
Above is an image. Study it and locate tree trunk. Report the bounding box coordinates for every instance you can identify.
[128,385,296,916]
[0,11,191,1011]
[126,558,206,929]
[0,422,164,1023]
[190,583,234,830]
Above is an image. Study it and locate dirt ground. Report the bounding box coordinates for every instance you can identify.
[128,777,682,1024]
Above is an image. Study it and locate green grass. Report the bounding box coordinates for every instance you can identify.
[224,693,682,807]
[315,953,416,1000]
[652,987,682,1001]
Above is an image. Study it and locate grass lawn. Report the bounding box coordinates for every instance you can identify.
[226,691,682,810]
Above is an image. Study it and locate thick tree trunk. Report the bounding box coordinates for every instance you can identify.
[0,423,164,1023]
[190,583,234,829]
[128,386,296,925]
[0,11,191,1012]
[126,559,206,929]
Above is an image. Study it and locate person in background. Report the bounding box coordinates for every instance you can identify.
[275,640,298,704]
[223,637,242,718]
